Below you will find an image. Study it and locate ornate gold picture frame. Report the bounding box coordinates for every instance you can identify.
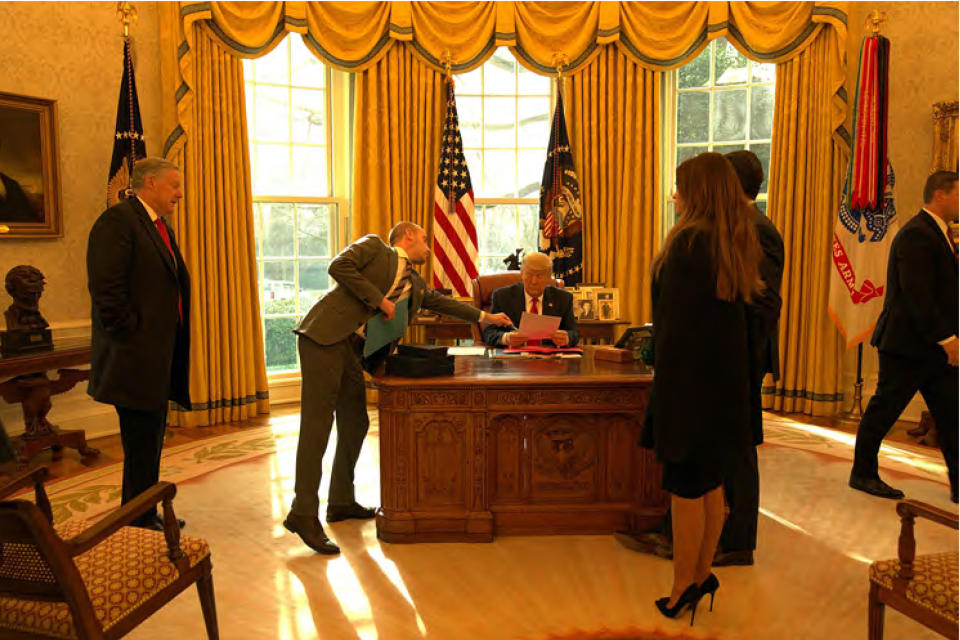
[0,91,62,238]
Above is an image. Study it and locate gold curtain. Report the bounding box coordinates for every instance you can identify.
[565,48,662,325]
[352,44,445,243]
[932,101,959,172]
[765,28,846,416]
[161,17,270,427]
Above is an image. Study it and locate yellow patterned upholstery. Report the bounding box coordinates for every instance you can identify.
[0,520,210,639]
[870,551,960,623]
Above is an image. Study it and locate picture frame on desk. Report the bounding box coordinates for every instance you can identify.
[596,288,620,320]
[572,289,596,320]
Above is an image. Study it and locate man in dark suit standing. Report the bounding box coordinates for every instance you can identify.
[850,170,959,502]
[285,221,511,554]
[615,150,784,567]
[482,252,579,348]
[87,157,191,531]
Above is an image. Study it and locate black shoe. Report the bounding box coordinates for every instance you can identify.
[283,514,340,554]
[712,549,754,566]
[849,474,905,499]
[134,514,185,531]
[698,573,719,611]
[951,487,958,504]
[613,531,673,559]
[326,502,376,523]
[655,583,702,626]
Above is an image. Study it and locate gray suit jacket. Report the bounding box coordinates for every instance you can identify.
[296,234,482,347]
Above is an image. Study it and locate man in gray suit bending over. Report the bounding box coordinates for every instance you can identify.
[284,221,512,554]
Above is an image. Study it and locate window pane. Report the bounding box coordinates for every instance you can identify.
[755,199,767,215]
[751,143,771,194]
[677,145,707,166]
[518,97,551,148]
[677,92,709,143]
[483,150,516,198]
[264,316,298,371]
[713,89,747,141]
[752,62,776,84]
[715,40,748,85]
[517,150,543,199]
[291,88,325,145]
[291,145,328,196]
[254,41,289,85]
[261,203,295,257]
[484,97,516,148]
[254,86,290,143]
[679,44,711,89]
[458,67,483,95]
[713,143,744,156]
[464,149,482,187]
[480,204,517,256]
[255,144,292,195]
[298,260,330,309]
[517,204,540,253]
[262,261,296,314]
[290,38,324,89]
[485,51,516,95]
[480,255,506,274]
[517,64,550,96]
[297,204,331,257]
[457,96,482,149]
[750,86,775,140]
[252,204,262,257]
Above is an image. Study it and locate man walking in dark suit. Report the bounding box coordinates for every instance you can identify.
[87,157,191,531]
[616,150,784,567]
[285,221,511,554]
[482,252,579,348]
[850,170,959,502]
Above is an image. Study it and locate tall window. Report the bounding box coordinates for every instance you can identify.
[456,50,552,273]
[665,38,776,225]
[243,37,344,373]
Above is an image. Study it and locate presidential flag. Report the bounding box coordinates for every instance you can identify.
[828,35,898,348]
[538,92,583,285]
[431,78,479,297]
[106,38,146,207]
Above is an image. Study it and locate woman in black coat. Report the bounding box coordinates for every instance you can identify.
[644,152,761,622]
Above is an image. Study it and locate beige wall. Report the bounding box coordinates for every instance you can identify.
[0,1,162,327]
[0,2,163,436]
[841,2,959,420]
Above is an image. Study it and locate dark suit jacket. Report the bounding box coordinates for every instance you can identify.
[87,197,191,412]
[642,229,752,463]
[750,207,784,380]
[296,234,483,366]
[482,282,579,347]
[871,210,958,363]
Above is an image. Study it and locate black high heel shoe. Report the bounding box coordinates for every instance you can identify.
[655,583,702,625]
[699,573,719,611]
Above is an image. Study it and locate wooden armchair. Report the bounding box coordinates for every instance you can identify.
[868,499,958,639]
[469,272,563,343]
[0,467,218,639]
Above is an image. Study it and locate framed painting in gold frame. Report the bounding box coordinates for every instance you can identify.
[0,91,62,238]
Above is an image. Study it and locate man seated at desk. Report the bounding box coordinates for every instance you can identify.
[483,252,579,348]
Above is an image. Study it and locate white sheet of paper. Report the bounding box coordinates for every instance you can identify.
[518,311,561,340]
[447,346,487,356]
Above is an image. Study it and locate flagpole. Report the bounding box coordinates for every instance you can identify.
[836,10,888,425]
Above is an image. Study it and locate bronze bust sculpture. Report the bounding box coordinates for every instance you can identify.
[1,265,53,356]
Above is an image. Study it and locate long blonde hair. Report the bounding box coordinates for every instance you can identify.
[652,153,761,302]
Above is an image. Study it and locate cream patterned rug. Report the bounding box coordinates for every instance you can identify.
[20,411,946,525]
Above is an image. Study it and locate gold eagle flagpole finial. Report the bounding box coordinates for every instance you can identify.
[865,9,887,36]
[117,2,138,38]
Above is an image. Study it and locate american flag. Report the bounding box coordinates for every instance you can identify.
[432,79,478,297]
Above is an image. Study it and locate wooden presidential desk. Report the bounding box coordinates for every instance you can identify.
[373,349,666,543]
[411,315,630,345]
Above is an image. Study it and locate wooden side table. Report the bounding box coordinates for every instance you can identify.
[0,338,100,462]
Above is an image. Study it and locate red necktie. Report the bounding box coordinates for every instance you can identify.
[529,297,541,346]
[154,218,183,324]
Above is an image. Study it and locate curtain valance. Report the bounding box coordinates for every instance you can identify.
[162,1,847,157]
